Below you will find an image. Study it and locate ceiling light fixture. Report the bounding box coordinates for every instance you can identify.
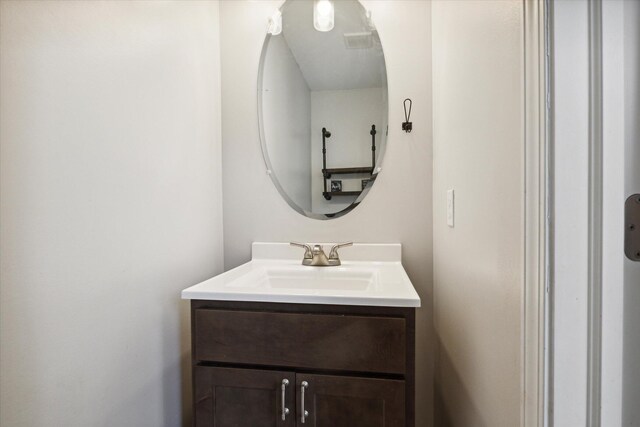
[313,0,334,32]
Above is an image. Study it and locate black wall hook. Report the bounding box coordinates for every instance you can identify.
[402,98,413,133]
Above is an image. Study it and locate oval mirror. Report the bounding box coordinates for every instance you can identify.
[259,0,388,219]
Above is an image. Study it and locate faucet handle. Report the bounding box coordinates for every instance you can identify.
[329,242,353,260]
[290,242,312,259]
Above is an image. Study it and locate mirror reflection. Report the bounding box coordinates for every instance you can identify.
[259,0,388,219]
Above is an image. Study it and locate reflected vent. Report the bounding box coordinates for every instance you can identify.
[343,32,373,49]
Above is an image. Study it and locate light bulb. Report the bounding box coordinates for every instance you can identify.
[316,0,332,15]
[313,0,334,32]
[268,10,282,35]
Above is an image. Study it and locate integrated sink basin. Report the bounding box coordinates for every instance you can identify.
[229,267,377,291]
[181,242,420,307]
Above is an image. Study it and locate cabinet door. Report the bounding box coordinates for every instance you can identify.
[194,366,295,427]
[296,374,405,427]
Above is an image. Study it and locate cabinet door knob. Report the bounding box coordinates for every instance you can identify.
[281,379,290,421]
[301,381,309,423]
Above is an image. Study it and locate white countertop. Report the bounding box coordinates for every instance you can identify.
[181,243,421,307]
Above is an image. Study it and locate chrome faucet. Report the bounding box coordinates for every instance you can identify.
[290,242,353,266]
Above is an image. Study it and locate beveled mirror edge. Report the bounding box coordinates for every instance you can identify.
[256,0,388,220]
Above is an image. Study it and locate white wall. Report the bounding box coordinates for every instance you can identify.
[0,2,224,426]
[261,35,312,211]
[220,1,434,425]
[310,87,386,213]
[432,1,524,425]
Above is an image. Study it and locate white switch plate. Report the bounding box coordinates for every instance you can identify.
[447,189,455,227]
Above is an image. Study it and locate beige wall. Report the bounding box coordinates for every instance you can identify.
[0,2,224,425]
[432,1,524,425]
[220,1,434,425]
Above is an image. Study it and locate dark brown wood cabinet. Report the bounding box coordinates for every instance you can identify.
[296,374,405,427]
[194,366,295,427]
[191,300,415,427]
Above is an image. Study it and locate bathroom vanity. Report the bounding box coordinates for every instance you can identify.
[182,243,420,427]
[191,300,413,426]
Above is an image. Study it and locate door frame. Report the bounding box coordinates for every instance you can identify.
[523,1,549,426]
[543,1,630,425]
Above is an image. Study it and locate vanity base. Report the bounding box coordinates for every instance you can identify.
[191,300,415,427]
